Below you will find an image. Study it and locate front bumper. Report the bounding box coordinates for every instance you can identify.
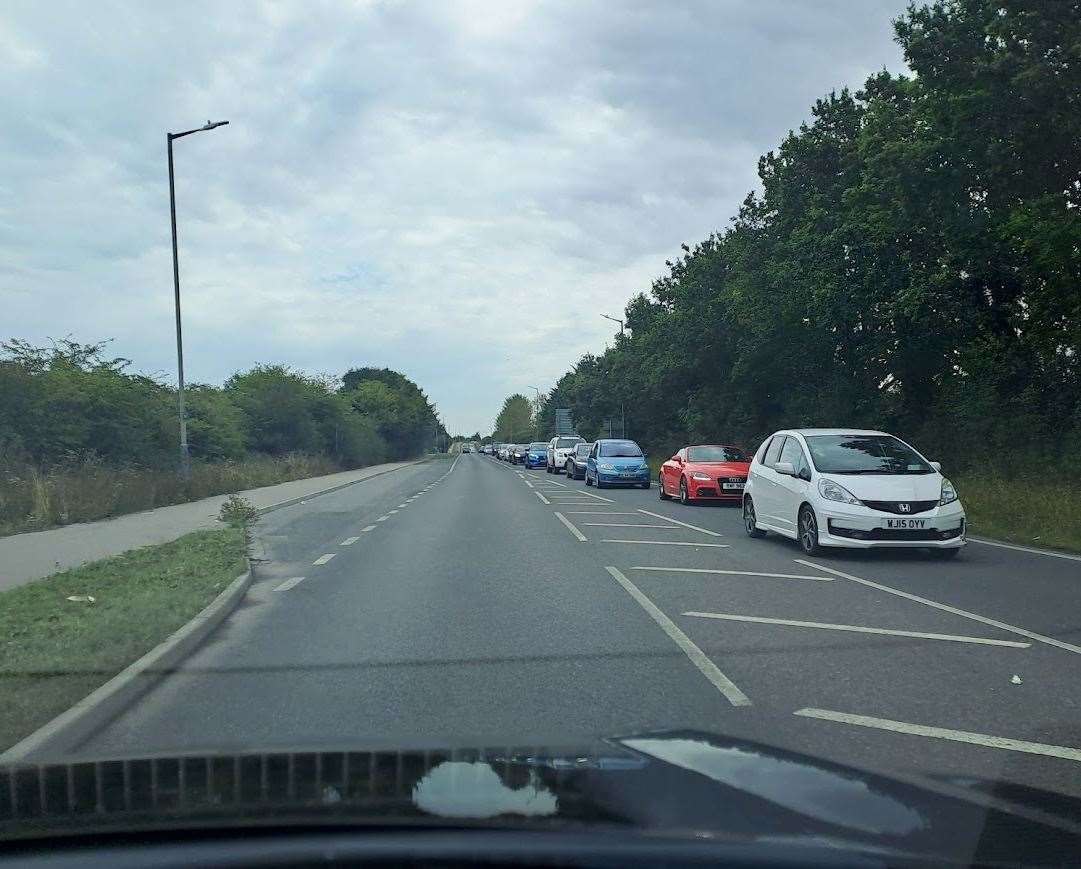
[817,502,967,549]
[525,456,546,468]
[688,480,744,500]
[597,469,650,485]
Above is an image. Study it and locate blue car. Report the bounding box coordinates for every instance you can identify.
[585,439,651,489]
[524,442,548,469]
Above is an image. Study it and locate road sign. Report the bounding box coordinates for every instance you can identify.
[554,408,574,435]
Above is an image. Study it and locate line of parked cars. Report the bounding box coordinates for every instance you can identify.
[483,427,966,558]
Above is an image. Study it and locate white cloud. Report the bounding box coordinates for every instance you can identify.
[0,0,908,433]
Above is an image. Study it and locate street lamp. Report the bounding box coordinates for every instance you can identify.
[601,313,625,336]
[168,120,229,479]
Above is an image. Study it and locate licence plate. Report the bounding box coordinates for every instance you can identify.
[722,482,743,490]
[884,518,927,529]
[619,472,637,478]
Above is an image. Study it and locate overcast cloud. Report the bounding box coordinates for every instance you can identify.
[1,0,908,434]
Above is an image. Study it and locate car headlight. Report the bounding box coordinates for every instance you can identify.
[939,477,958,505]
[818,478,862,505]
[598,463,615,471]
[691,472,711,481]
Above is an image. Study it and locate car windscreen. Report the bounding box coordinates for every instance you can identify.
[804,435,933,474]
[575,444,592,457]
[600,440,643,458]
[528,443,547,450]
[688,446,748,463]
[555,438,581,448]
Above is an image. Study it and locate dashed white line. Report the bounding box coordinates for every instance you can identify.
[377,516,390,522]
[796,559,1081,657]
[361,525,376,532]
[794,708,1081,763]
[389,509,399,514]
[582,523,680,528]
[683,611,1030,648]
[524,480,535,488]
[312,554,335,565]
[631,566,834,581]
[274,576,305,592]
[602,540,730,548]
[605,567,750,707]
[554,512,587,542]
[340,536,360,546]
[636,509,722,537]
[535,491,551,505]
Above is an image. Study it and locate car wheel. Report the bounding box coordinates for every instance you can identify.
[585,472,593,486]
[679,478,692,505]
[658,475,669,500]
[743,497,766,538]
[798,505,821,555]
[641,480,650,489]
[930,547,961,560]
[596,477,607,489]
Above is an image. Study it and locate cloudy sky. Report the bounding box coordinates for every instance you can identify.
[1,0,909,434]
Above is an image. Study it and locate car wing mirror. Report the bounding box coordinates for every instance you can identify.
[798,467,812,482]
[774,461,796,476]
[929,460,941,472]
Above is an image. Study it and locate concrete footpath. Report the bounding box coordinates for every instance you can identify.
[0,461,418,592]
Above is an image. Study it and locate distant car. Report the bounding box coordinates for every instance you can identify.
[509,444,525,464]
[482,444,493,455]
[585,439,650,489]
[497,445,508,460]
[743,428,965,557]
[546,435,585,474]
[461,445,472,453]
[564,442,593,479]
[524,442,548,469]
[659,444,750,505]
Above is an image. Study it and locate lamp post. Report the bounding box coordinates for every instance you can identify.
[601,313,624,336]
[168,119,229,479]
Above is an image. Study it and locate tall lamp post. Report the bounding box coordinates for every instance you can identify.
[169,119,229,479]
[601,313,624,336]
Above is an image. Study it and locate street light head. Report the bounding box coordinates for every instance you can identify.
[203,120,229,130]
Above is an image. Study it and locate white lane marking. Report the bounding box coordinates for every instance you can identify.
[636,509,722,537]
[794,708,1081,763]
[683,612,1030,648]
[274,576,305,592]
[340,536,360,546]
[796,560,1081,657]
[605,567,750,707]
[377,516,390,522]
[361,525,377,532]
[575,489,616,503]
[554,512,587,542]
[449,454,461,473]
[631,567,833,582]
[312,554,335,565]
[524,480,535,488]
[583,523,680,528]
[535,491,551,505]
[602,540,730,548]
[397,503,408,508]
[969,537,1081,562]
[389,509,399,514]
[567,511,637,515]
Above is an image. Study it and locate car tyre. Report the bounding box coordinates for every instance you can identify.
[679,478,692,505]
[798,505,821,555]
[596,477,607,489]
[641,480,650,489]
[743,497,766,538]
[658,475,670,500]
[585,473,593,486]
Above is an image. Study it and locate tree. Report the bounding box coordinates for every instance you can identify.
[493,394,534,443]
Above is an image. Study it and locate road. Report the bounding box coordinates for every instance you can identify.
[70,452,1081,802]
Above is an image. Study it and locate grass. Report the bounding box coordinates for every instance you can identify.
[0,453,342,537]
[0,527,248,753]
[955,474,1081,554]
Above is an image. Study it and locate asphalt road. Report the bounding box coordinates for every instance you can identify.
[74,453,1081,803]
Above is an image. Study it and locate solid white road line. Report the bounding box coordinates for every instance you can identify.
[605,567,750,707]
[274,576,306,592]
[340,536,360,546]
[361,525,377,532]
[524,480,534,488]
[554,512,587,542]
[796,559,1081,657]
[535,491,551,505]
[631,566,833,582]
[583,523,680,528]
[969,537,1081,562]
[794,708,1081,763]
[566,511,637,515]
[312,554,335,565]
[377,516,389,522]
[683,611,1031,648]
[602,540,730,548]
[575,489,615,503]
[636,509,722,537]
[389,509,399,514]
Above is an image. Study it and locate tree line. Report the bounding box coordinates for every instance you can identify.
[531,0,1079,475]
[0,338,446,472]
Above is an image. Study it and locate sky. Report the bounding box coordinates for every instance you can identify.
[0,0,910,435]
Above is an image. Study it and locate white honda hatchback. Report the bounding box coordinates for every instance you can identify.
[743,429,965,558]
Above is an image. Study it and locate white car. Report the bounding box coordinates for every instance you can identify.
[546,435,585,474]
[743,428,965,558]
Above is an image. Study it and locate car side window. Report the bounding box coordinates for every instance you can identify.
[590,444,598,459]
[764,436,785,466]
[778,436,805,470]
[677,448,686,461]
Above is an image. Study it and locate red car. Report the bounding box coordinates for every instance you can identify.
[658,444,751,505]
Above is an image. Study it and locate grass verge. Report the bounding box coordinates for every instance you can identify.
[955,474,1081,555]
[0,527,248,753]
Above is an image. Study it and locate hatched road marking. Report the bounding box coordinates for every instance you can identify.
[602,540,730,548]
[795,708,1081,763]
[361,525,376,532]
[535,492,551,505]
[340,536,360,546]
[583,523,680,529]
[636,509,722,537]
[554,512,587,542]
[683,611,1030,648]
[274,576,305,592]
[312,554,335,566]
[605,567,750,707]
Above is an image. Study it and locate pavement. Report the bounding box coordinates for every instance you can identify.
[42,452,1081,802]
[0,461,416,591]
